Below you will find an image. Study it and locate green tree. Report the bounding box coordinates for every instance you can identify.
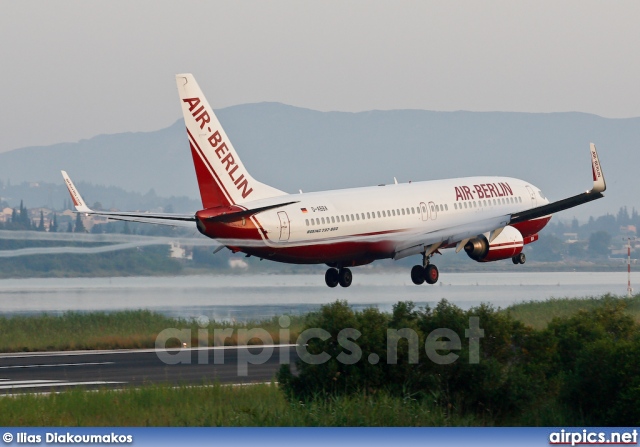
[50,213,58,233]
[74,213,86,233]
[587,231,611,257]
[37,211,45,231]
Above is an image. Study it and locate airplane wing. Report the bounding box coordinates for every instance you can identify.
[62,171,197,227]
[393,143,606,260]
[509,143,605,224]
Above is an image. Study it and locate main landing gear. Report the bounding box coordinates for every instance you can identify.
[512,253,526,265]
[325,267,353,288]
[411,252,439,285]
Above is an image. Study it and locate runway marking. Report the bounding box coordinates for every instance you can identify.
[0,361,114,369]
[0,344,298,359]
[0,379,124,390]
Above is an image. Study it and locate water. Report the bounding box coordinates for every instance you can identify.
[0,272,635,321]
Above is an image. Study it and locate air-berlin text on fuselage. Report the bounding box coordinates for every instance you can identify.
[183,97,253,200]
[454,182,513,201]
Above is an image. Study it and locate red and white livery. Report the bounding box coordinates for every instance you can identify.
[62,74,607,288]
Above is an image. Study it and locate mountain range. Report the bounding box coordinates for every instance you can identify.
[0,103,637,220]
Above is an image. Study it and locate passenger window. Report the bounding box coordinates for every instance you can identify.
[401,209,405,215]
[445,204,448,211]
[421,206,426,213]
[454,203,458,210]
[351,214,355,221]
[367,212,371,219]
[346,215,350,222]
[341,215,345,222]
[392,210,396,216]
[382,211,386,217]
[377,211,381,218]
[464,202,468,209]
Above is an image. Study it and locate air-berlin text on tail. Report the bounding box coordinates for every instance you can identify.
[183,97,254,200]
[591,147,602,181]
[454,182,513,201]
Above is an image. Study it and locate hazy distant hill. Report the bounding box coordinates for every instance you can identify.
[0,103,637,219]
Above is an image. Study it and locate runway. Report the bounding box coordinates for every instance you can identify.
[0,345,298,394]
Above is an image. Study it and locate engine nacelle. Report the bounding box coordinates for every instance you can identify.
[464,225,524,262]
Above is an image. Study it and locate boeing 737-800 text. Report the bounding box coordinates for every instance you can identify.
[62,74,607,288]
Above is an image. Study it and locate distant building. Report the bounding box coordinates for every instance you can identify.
[620,225,637,236]
[0,207,12,223]
[169,242,193,260]
[563,233,579,243]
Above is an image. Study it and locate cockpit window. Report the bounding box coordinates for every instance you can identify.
[538,190,546,200]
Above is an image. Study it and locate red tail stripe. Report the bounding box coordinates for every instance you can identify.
[187,128,235,207]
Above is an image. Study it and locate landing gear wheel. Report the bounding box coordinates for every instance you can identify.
[325,268,339,287]
[424,264,439,285]
[338,268,352,288]
[513,253,526,264]
[411,265,425,285]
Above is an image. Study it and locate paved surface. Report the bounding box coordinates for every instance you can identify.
[0,345,298,394]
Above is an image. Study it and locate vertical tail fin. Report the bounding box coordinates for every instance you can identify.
[176,74,286,208]
[61,170,92,213]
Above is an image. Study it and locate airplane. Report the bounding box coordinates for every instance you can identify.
[62,73,607,288]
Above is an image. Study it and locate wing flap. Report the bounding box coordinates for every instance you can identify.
[393,214,511,260]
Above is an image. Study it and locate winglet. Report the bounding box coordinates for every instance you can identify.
[589,143,606,194]
[61,171,92,213]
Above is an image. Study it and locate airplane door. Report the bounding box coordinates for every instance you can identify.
[277,211,290,241]
[419,202,429,221]
[525,186,538,208]
[428,201,437,220]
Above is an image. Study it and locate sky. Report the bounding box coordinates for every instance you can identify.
[1,0,640,152]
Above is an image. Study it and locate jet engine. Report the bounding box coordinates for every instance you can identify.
[464,225,524,262]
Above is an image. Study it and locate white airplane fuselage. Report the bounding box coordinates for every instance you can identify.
[196,176,549,265]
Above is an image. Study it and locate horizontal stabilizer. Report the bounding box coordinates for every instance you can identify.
[201,201,300,223]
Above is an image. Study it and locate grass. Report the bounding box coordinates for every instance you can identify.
[0,382,478,426]
[2,295,639,352]
[0,310,305,353]
[505,294,640,329]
